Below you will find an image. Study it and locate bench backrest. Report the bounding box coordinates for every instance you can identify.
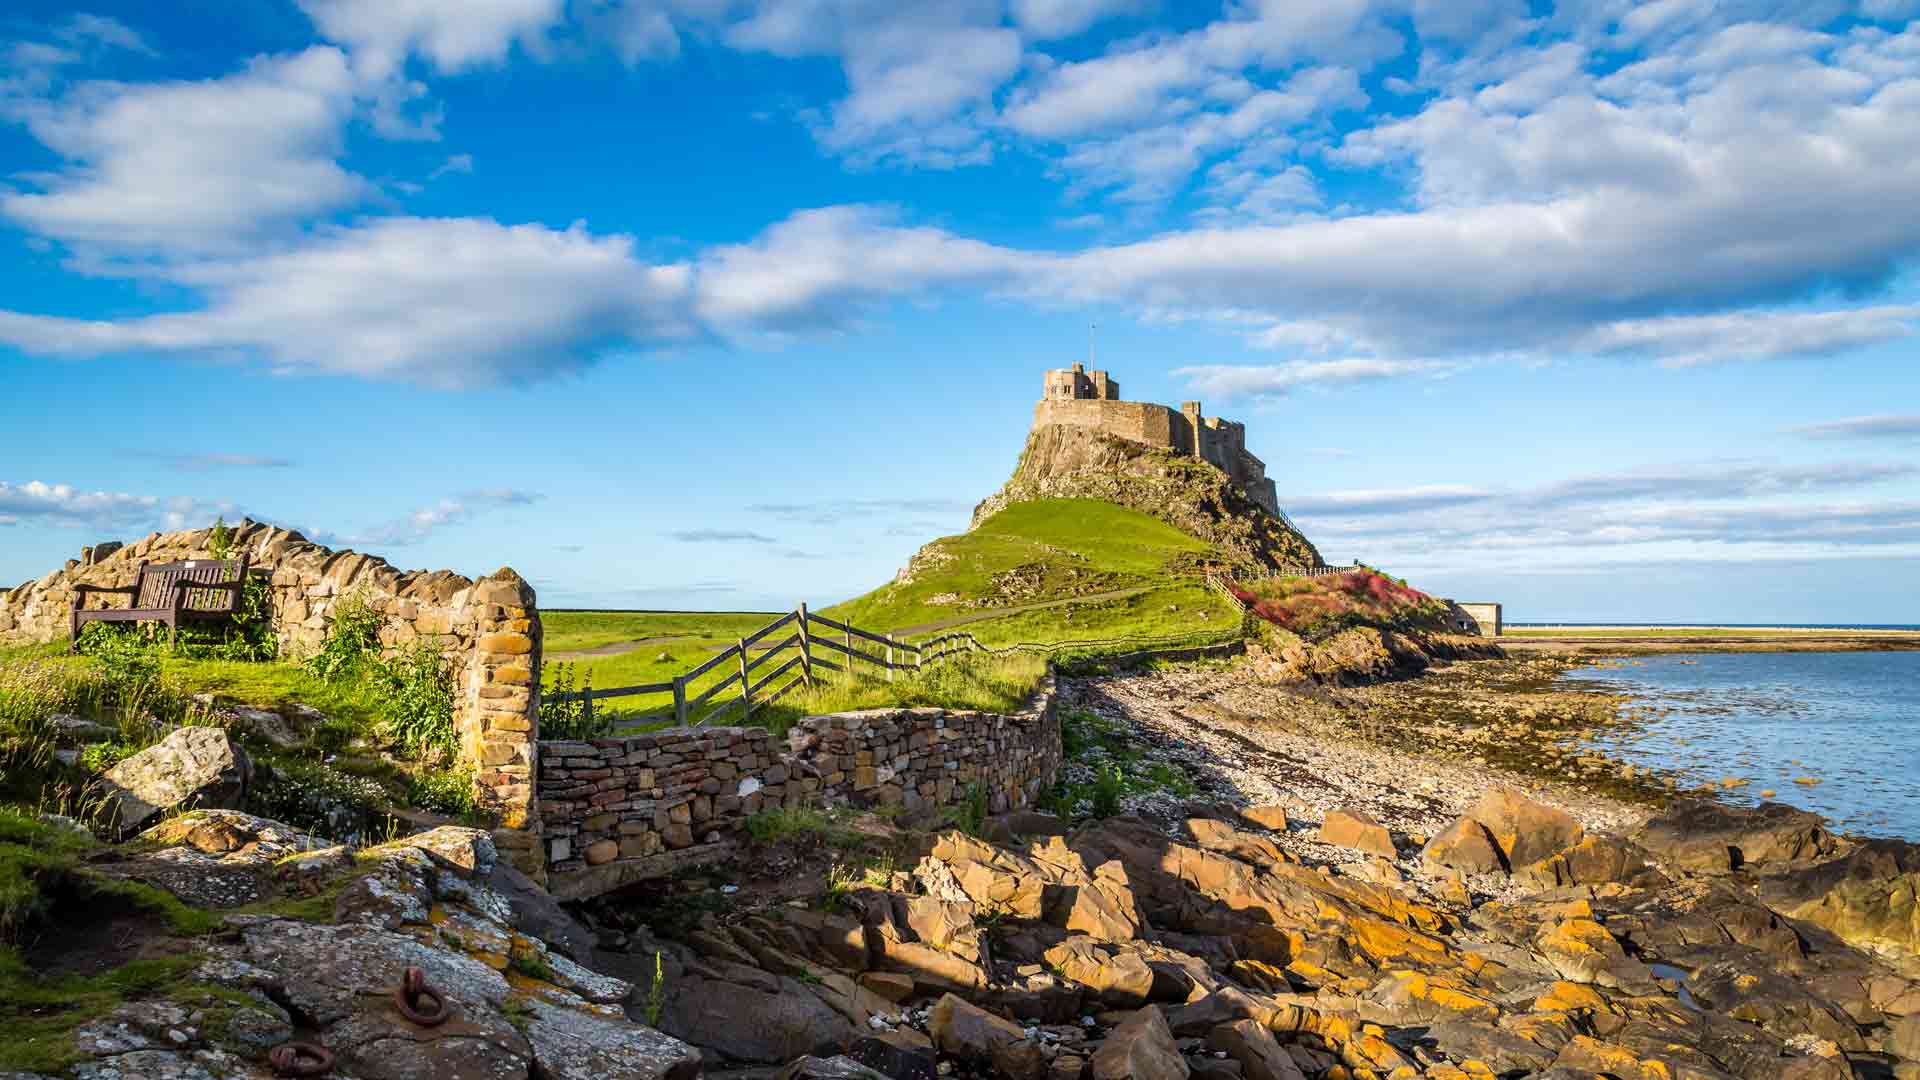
[134,559,247,612]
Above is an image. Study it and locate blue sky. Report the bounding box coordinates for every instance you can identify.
[3,0,1918,622]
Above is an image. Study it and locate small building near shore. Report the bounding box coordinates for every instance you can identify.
[1449,602,1503,636]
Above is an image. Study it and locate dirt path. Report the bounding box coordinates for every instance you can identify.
[886,586,1154,636]
[547,635,700,661]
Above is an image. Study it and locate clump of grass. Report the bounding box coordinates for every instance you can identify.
[300,595,457,762]
[406,766,477,820]
[643,952,667,1026]
[508,946,555,983]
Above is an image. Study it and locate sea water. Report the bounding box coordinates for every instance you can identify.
[1557,651,1920,841]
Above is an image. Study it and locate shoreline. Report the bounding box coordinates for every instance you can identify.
[1498,626,1920,655]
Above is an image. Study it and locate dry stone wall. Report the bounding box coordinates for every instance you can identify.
[538,677,1061,900]
[0,519,544,882]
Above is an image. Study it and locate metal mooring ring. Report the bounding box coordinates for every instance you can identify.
[268,1041,335,1077]
[393,965,452,1026]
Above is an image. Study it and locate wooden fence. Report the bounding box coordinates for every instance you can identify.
[547,601,1242,733]
[1235,563,1362,581]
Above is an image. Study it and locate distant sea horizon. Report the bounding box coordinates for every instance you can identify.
[1508,622,1920,631]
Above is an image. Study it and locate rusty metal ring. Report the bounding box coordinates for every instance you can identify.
[268,1041,335,1077]
[393,965,451,1026]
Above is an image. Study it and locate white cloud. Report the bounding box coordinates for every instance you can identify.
[0,480,231,532]
[691,205,1035,332]
[297,0,567,77]
[3,47,369,257]
[1010,0,1148,40]
[1173,358,1452,398]
[327,489,542,547]
[1289,461,1920,569]
[1580,305,1920,367]
[0,217,698,387]
[722,0,1021,166]
[54,14,155,56]
[1789,415,1920,440]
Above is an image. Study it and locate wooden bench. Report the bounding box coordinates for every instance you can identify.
[69,557,250,650]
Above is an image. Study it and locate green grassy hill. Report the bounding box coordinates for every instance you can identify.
[824,497,1238,646]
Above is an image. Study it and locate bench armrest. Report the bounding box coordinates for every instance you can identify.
[73,584,137,596]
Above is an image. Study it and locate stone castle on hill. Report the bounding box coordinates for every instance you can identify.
[1035,363,1281,516]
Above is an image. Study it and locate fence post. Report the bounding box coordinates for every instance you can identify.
[885,634,894,682]
[737,638,752,716]
[797,602,813,687]
[672,676,687,728]
[582,685,594,733]
[844,624,854,676]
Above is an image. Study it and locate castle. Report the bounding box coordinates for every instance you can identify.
[1034,363,1281,515]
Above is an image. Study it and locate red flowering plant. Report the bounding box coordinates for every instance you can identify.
[1230,568,1449,641]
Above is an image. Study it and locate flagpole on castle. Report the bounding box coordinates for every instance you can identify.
[1088,321,1096,367]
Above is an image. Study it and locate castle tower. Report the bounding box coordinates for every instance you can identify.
[1181,401,1203,457]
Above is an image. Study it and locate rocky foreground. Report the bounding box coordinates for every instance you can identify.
[16,666,1920,1080]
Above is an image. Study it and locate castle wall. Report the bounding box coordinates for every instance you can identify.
[1035,364,1282,518]
[1034,398,1186,450]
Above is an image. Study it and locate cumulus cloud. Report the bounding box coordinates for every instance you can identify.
[1010,0,1149,39]
[691,205,1035,332]
[0,216,699,387]
[0,480,232,532]
[742,2,1022,167]
[2,47,368,256]
[296,0,567,77]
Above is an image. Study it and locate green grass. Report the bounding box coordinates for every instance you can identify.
[826,498,1217,635]
[537,499,1240,726]
[542,610,783,654]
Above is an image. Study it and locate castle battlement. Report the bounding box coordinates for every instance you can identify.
[1033,363,1280,515]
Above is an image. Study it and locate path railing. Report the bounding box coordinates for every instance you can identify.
[1234,563,1361,581]
[547,601,1243,733]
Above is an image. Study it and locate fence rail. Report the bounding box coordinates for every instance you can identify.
[548,598,1245,732]
[1235,564,1362,581]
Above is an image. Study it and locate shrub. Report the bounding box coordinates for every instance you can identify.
[539,661,607,740]
[1232,570,1451,641]
[302,593,381,683]
[368,644,457,762]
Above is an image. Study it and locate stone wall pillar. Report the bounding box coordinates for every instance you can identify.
[457,569,544,885]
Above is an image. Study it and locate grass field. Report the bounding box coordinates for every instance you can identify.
[825,498,1228,635]
[541,610,783,654]
[537,498,1241,720]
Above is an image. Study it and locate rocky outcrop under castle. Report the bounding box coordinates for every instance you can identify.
[971,425,1322,571]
